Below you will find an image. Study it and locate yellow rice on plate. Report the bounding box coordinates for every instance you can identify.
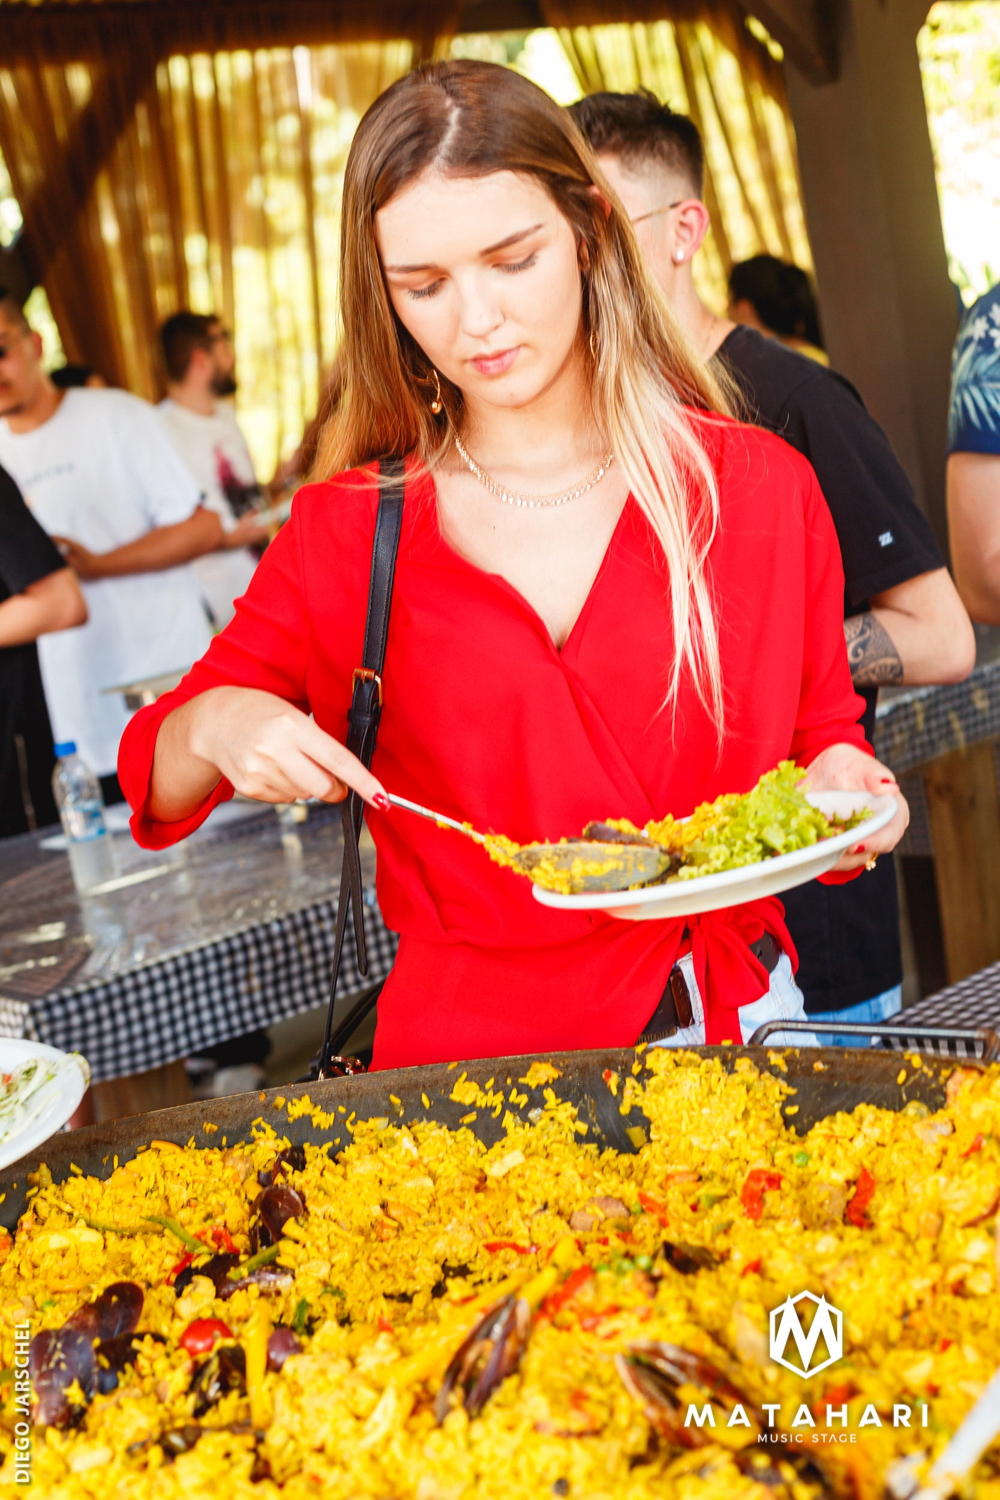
[0,1049,997,1500]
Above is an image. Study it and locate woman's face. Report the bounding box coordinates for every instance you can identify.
[376,169,585,416]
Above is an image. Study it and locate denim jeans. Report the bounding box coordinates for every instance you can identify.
[649,951,818,1050]
[807,984,903,1048]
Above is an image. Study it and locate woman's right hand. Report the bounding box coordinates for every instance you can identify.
[149,686,387,823]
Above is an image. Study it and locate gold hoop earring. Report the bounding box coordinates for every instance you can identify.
[588,329,599,361]
[429,368,443,415]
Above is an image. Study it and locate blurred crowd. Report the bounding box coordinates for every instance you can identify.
[0,86,997,1065]
[0,242,878,822]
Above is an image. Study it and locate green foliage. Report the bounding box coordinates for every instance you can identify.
[919,2,1000,303]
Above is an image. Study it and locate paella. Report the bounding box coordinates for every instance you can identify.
[480,762,871,894]
[0,1048,997,1499]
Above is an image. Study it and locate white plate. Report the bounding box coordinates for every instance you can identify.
[0,1040,90,1171]
[532,791,898,922]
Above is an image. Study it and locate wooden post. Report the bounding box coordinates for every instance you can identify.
[780,0,957,548]
[922,740,1000,984]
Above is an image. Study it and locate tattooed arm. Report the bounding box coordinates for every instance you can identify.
[844,612,903,685]
[844,568,975,688]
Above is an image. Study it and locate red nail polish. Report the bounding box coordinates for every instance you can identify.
[850,844,866,855]
[372,793,391,812]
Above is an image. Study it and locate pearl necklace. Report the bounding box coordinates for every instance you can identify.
[453,433,614,510]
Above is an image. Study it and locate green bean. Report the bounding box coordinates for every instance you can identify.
[143,1216,207,1253]
[87,1217,144,1236]
[227,1243,281,1280]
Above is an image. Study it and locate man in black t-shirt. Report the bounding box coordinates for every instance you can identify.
[0,463,87,837]
[570,93,975,1038]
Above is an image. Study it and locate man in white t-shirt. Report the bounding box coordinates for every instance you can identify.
[0,289,221,790]
[157,312,269,628]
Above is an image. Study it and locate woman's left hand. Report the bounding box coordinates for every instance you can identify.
[799,742,909,874]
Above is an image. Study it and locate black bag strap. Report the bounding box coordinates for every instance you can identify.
[315,456,405,1077]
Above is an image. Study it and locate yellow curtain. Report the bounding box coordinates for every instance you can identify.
[552,18,811,311]
[0,7,812,472]
[0,39,413,477]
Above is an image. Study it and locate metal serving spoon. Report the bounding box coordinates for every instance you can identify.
[382,793,676,893]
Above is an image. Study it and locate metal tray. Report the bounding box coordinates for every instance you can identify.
[0,1043,973,1234]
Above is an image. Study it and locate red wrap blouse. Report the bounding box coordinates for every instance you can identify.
[119,415,868,1068]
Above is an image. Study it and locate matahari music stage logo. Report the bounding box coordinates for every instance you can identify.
[769,1291,843,1377]
[681,1291,931,1443]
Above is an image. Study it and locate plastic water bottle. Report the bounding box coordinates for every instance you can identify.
[51,741,116,893]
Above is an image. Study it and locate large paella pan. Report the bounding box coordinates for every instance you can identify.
[0,1044,997,1500]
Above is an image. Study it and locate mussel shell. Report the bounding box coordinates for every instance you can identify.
[173,1253,239,1298]
[62,1304,101,1341]
[266,1327,302,1372]
[257,1143,306,1189]
[660,1242,719,1275]
[631,1342,751,1409]
[29,1328,97,1427]
[582,822,660,848]
[434,1294,529,1425]
[250,1182,305,1251]
[190,1343,246,1418]
[94,1330,166,1393]
[161,1424,203,1458]
[64,1280,143,1343]
[616,1342,762,1447]
[218,1265,293,1300]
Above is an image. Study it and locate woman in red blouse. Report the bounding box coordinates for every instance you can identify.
[120,62,908,1069]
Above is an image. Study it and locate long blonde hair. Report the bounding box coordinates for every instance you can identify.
[318,60,732,728]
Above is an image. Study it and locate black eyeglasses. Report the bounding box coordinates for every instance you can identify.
[630,200,684,226]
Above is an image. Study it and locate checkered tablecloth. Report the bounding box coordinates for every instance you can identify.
[874,656,1000,777]
[0,897,396,1084]
[902,965,1000,1036]
[0,805,397,1084]
[874,658,1000,858]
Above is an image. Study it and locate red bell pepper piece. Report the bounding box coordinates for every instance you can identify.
[211,1225,238,1254]
[740,1169,783,1220]
[483,1240,537,1254]
[845,1167,875,1228]
[637,1191,669,1224]
[167,1251,196,1283]
[180,1317,233,1355]
[579,1305,619,1332]
[541,1265,593,1318]
[960,1133,984,1158]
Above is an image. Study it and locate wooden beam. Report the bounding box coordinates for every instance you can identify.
[456,0,544,30]
[11,48,159,289]
[0,0,463,63]
[734,0,840,84]
[0,242,33,307]
[782,0,956,547]
[0,0,782,61]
